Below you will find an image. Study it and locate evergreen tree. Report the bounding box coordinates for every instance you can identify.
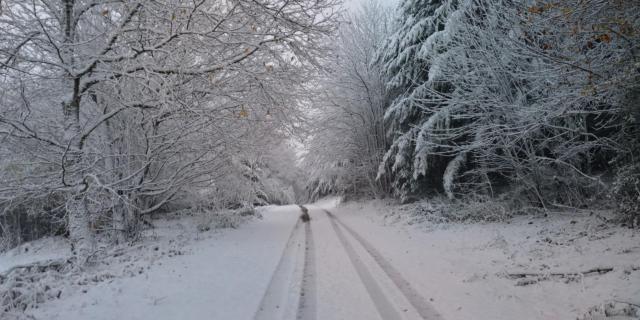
[376,0,458,201]
[379,0,638,206]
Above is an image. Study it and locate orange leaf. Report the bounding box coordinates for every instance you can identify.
[239,107,248,118]
[527,6,543,14]
[596,34,611,43]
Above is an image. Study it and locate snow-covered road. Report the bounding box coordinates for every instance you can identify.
[30,204,442,320]
[303,206,441,320]
[256,206,442,320]
[26,203,640,320]
[31,205,303,320]
[255,205,443,320]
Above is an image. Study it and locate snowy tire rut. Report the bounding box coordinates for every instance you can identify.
[254,206,443,320]
[323,209,443,320]
[254,217,316,320]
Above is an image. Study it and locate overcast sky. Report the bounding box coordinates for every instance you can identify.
[342,0,400,12]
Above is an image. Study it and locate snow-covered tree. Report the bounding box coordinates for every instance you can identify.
[303,0,393,201]
[0,0,337,260]
[377,0,639,207]
[375,0,458,201]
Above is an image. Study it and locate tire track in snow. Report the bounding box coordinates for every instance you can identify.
[326,212,403,320]
[254,216,307,320]
[324,209,444,320]
[296,221,316,320]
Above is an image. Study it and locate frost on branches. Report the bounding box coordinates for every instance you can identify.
[0,0,337,260]
[302,1,393,201]
[375,0,458,202]
[375,0,639,208]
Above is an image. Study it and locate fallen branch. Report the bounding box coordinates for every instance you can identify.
[613,300,640,309]
[505,267,614,286]
[507,267,614,279]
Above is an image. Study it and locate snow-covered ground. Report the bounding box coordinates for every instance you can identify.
[2,206,301,320]
[1,200,638,319]
[0,237,71,274]
[334,200,640,319]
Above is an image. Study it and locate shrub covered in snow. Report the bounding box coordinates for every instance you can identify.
[0,258,71,316]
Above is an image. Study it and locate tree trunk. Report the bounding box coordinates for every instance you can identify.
[63,98,95,263]
[67,194,94,264]
[105,116,128,245]
[112,200,127,245]
[61,0,95,264]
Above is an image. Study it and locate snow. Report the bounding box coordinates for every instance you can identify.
[333,200,640,319]
[22,205,301,320]
[3,200,638,320]
[309,206,385,319]
[0,237,71,274]
[311,196,342,209]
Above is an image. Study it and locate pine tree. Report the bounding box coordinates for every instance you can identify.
[376,0,458,201]
[379,0,639,206]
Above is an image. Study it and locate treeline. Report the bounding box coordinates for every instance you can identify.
[304,0,639,223]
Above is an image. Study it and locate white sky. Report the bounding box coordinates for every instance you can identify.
[342,0,400,12]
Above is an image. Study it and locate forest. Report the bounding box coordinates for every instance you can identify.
[304,0,639,221]
[0,0,321,259]
[0,0,639,317]
[1,0,638,262]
